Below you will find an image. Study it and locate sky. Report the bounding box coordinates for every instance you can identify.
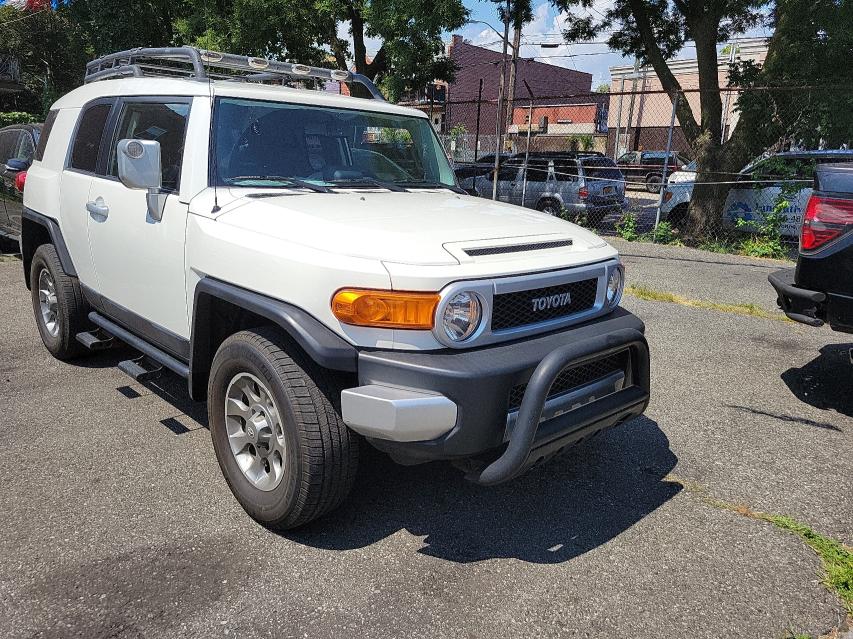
[352,0,771,85]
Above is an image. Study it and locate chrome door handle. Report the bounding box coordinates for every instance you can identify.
[86,198,109,218]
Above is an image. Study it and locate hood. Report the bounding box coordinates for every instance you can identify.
[213,189,608,265]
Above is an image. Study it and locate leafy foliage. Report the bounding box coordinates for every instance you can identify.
[0,112,37,127]
[0,0,466,114]
[615,212,639,241]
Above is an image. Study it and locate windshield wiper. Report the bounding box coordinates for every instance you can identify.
[327,177,406,192]
[397,181,467,194]
[227,176,331,193]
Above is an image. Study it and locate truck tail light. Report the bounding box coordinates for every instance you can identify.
[578,187,589,200]
[14,171,26,193]
[800,195,853,252]
[663,191,673,202]
[332,288,439,329]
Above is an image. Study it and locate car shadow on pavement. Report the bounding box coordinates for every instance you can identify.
[781,343,853,419]
[288,416,680,564]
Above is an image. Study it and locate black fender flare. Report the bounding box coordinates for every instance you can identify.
[21,208,77,288]
[189,277,358,400]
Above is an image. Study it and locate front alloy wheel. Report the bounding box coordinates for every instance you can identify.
[225,372,287,491]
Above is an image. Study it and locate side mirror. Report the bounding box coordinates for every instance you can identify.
[116,139,165,221]
[4,158,29,172]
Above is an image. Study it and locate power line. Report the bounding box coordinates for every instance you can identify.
[0,7,48,28]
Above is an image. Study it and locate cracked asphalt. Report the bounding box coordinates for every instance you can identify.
[0,247,851,638]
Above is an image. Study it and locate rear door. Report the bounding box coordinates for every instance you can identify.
[60,99,115,288]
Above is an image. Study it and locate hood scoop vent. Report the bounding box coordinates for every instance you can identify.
[463,239,573,257]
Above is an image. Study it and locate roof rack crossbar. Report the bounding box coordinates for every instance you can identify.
[84,46,385,100]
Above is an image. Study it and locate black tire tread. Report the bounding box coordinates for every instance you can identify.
[213,327,358,529]
[30,243,89,360]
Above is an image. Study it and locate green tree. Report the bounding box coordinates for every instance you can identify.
[729,0,853,153]
[0,4,89,114]
[552,0,770,237]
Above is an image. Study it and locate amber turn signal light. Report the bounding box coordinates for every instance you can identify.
[331,289,440,329]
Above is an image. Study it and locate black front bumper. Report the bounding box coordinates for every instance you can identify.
[357,308,650,485]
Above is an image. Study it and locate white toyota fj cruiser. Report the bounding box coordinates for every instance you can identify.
[21,48,650,529]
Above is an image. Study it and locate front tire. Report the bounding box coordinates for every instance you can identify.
[208,327,359,530]
[29,243,90,360]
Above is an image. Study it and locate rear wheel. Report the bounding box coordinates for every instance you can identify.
[29,243,90,360]
[536,199,561,216]
[208,327,359,530]
[645,174,663,193]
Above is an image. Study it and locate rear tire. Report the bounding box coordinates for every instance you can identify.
[536,199,561,216]
[208,327,359,530]
[29,243,90,361]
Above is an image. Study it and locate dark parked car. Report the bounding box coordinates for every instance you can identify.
[0,122,41,247]
[769,163,853,333]
[616,150,690,193]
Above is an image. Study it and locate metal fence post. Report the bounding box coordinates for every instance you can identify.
[474,78,483,162]
[521,81,534,207]
[653,90,680,240]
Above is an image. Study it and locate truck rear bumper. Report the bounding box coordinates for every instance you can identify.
[769,268,826,326]
[342,307,650,484]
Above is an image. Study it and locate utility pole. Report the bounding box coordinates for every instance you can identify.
[624,59,641,153]
[504,20,522,131]
[491,0,511,200]
[474,78,484,161]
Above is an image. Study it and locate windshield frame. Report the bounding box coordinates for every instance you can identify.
[208,95,458,190]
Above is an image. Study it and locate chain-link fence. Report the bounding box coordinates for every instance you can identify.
[435,86,853,254]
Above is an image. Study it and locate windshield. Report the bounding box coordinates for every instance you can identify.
[212,97,456,189]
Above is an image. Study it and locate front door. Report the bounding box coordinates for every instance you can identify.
[85,98,193,350]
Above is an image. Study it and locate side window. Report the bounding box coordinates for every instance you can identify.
[525,159,549,182]
[617,152,636,164]
[498,163,519,181]
[554,159,577,182]
[70,103,112,172]
[107,101,190,191]
[34,110,58,162]
[13,132,35,163]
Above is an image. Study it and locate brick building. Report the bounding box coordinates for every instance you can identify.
[443,35,595,138]
[607,38,769,157]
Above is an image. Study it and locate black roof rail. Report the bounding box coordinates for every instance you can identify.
[84,46,385,101]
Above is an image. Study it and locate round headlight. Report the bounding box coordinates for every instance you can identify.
[442,292,482,342]
[606,267,624,307]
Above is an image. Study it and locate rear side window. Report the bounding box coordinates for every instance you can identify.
[69,103,112,172]
[34,110,58,162]
[525,159,550,183]
[582,157,622,180]
[554,159,578,182]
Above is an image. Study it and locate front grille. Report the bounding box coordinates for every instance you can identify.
[464,239,573,257]
[491,277,598,331]
[508,350,629,411]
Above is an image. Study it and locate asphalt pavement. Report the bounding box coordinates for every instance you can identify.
[0,249,850,639]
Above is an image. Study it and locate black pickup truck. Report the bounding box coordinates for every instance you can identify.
[769,163,853,333]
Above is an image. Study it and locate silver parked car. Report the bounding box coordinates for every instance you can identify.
[464,152,628,224]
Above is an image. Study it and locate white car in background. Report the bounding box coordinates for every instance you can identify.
[661,150,853,236]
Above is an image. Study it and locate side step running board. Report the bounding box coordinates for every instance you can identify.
[87,311,190,379]
[76,328,115,350]
[118,355,163,382]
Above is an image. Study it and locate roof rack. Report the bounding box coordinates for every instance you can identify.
[84,46,385,101]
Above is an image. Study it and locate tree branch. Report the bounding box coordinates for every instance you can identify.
[625,0,701,143]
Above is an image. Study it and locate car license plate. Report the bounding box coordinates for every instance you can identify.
[603,186,615,195]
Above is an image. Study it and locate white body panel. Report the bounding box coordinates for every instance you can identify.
[86,175,190,336]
